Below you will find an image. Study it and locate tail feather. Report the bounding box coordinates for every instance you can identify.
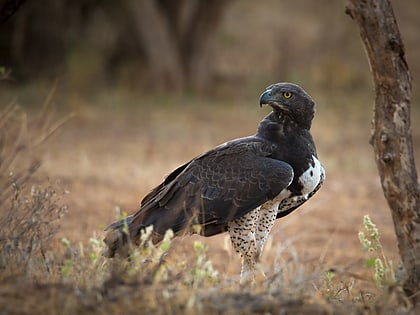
[103,204,184,257]
[104,215,133,231]
[102,229,129,258]
[102,215,134,258]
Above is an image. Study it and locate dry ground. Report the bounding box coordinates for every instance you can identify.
[2,90,420,314]
[38,92,420,281]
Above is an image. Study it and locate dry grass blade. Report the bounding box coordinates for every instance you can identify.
[31,84,75,147]
[0,88,73,206]
[0,99,18,129]
[32,112,75,147]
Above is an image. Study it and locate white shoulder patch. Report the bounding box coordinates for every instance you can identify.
[299,156,324,196]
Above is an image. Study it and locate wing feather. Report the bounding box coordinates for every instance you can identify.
[127,137,293,241]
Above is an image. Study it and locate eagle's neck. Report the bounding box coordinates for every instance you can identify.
[257,112,319,195]
[257,111,311,141]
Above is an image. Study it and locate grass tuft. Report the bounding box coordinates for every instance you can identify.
[358,214,396,287]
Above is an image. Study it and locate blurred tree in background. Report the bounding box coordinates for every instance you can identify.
[124,0,232,91]
[0,0,419,97]
[0,0,232,92]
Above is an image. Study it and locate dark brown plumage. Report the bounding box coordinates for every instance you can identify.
[104,82,325,280]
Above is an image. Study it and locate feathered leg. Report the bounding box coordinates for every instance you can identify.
[228,208,260,281]
[228,202,279,282]
[254,201,279,258]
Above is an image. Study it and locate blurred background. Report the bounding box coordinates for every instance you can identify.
[1,0,419,100]
[1,0,420,276]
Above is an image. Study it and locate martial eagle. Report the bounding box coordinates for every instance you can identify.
[104,82,325,280]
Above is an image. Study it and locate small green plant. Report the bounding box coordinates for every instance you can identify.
[318,269,355,302]
[358,214,395,287]
[185,240,219,287]
[58,232,115,287]
[159,229,174,252]
[60,237,73,279]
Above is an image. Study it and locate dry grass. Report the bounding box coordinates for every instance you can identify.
[0,91,419,314]
[0,98,70,281]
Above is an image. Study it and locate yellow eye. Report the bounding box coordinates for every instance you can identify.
[283,91,292,99]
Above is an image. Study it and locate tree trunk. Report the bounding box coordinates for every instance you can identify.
[179,0,230,91]
[124,0,231,92]
[125,0,185,91]
[346,0,420,303]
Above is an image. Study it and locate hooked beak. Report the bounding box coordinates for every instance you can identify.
[259,89,288,112]
[259,89,272,108]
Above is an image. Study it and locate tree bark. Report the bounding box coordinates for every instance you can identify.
[346,0,420,303]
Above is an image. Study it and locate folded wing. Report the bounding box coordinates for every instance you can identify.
[126,138,294,241]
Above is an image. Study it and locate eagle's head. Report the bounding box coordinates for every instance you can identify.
[259,82,315,129]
